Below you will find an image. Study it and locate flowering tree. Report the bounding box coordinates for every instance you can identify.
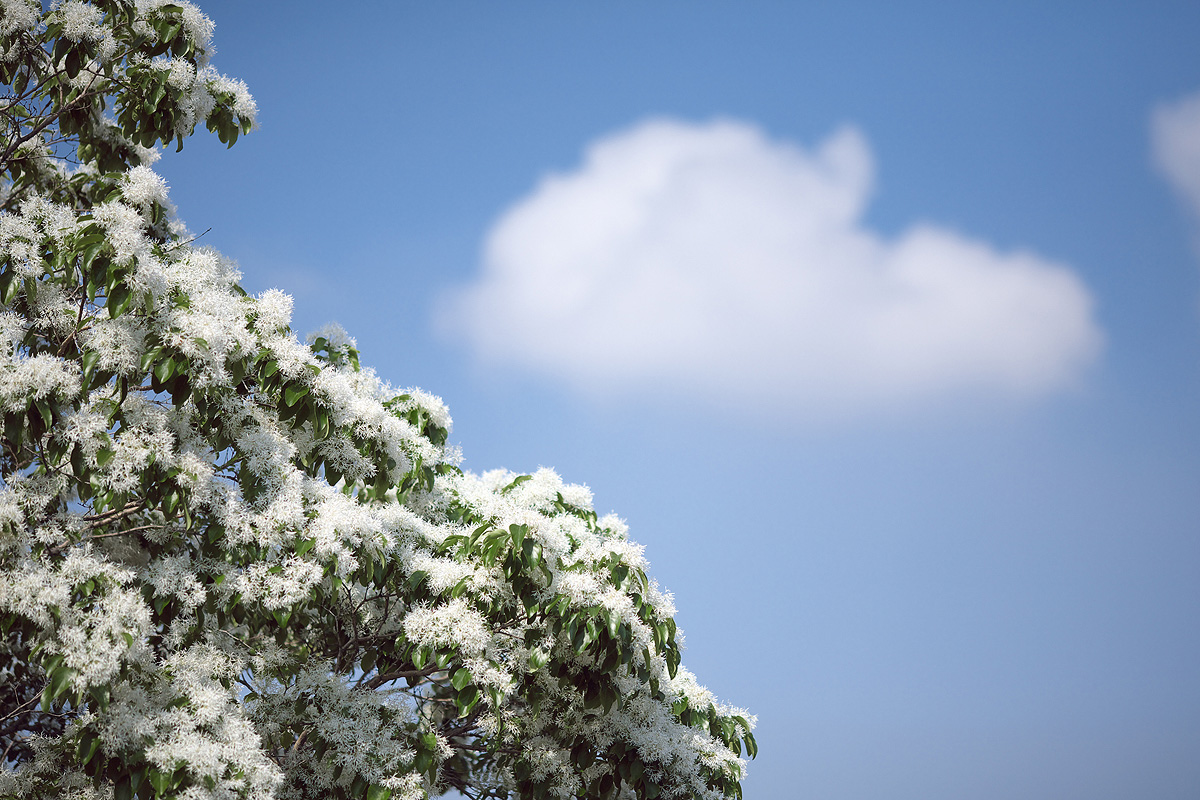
[0,2,755,799]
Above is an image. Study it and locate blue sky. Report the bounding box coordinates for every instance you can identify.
[156,2,1200,797]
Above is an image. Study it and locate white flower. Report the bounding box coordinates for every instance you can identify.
[0,353,80,412]
[121,165,169,208]
[307,321,355,350]
[54,0,104,42]
[403,597,491,656]
[0,0,40,39]
[233,556,323,610]
[256,288,294,332]
[165,56,197,90]
[144,555,206,609]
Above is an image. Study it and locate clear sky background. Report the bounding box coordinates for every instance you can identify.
[154,2,1200,798]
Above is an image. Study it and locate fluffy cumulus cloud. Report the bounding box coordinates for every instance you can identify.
[1152,90,1200,225]
[441,118,1101,417]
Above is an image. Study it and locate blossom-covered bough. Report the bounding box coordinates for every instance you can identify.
[0,2,756,799]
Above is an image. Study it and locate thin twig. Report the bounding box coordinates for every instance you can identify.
[363,664,442,691]
[164,227,211,252]
[0,691,41,724]
[81,499,141,522]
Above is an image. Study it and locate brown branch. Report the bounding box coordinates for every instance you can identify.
[45,501,150,555]
[290,727,310,753]
[442,706,483,739]
[0,690,42,724]
[82,499,142,525]
[54,293,89,357]
[362,664,441,691]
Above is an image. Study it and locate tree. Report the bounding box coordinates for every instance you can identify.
[0,2,756,799]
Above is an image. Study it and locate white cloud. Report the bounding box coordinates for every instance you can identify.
[1152,90,1200,224]
[441,118,1102,418]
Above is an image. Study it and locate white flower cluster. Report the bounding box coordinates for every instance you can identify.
[120,165,169,208]
[0,174,473,796]
[51,0,115,59]
[132,0,215,61]
[0,548,149,691]
[403,597,492,657]
[0,353,80,412]
[248,665,428,800]
[150,57,258,137]
[94,645,283,798]
[0,0,41,42]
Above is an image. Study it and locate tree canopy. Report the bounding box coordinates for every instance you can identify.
[0,2,755,799]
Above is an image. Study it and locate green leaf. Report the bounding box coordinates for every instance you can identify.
[81,348,101,380]
[52,37,70,65]
[571,620,587,654]
[33,398,53,430]
[456,685,479,714]
[527,648,549,671]
[283,382,308,407]
[107,282,131,318]
[76,730,100,767]
[314,408,330,439]
[65,47,81,79]
[147,768,169,795]
[509,523,527,550]
[0,270,16,305]
[501,474,532,494]
[3,413,21,453]
[451,667,472,691]
[48,664,74,701]
[81,240,105,271]
[89,683,111,712]
[154,355,173,384]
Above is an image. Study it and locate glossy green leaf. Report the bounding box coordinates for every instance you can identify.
[283,382,308,407]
